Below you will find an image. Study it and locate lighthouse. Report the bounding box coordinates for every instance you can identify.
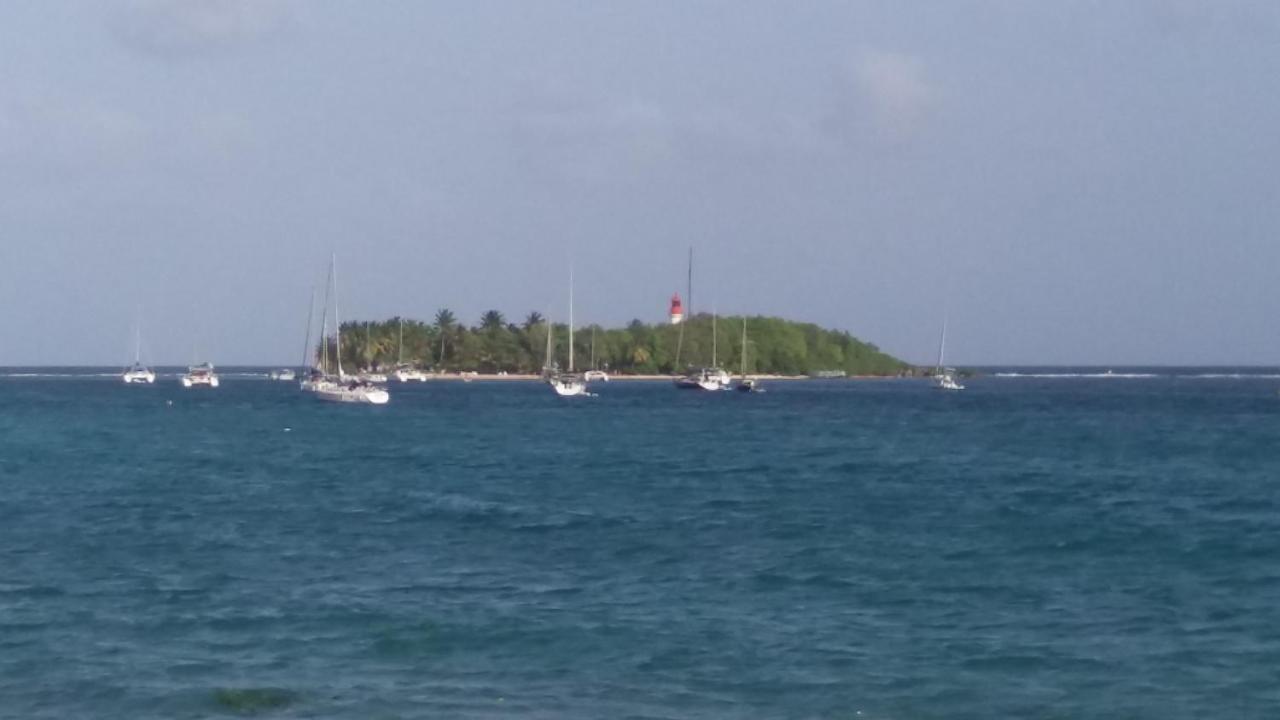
[669,293,684,325]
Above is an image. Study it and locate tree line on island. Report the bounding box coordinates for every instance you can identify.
[317,310,909,376]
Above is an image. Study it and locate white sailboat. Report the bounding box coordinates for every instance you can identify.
[392,318,427,382]
[934,311,964,392]
[675,310,729,391]
[303,255,390,405]
[121,318,156,384]
[582,326,609,382]
[548,268,587,397]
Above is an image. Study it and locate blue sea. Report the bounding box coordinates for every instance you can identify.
[2,368,1279,718]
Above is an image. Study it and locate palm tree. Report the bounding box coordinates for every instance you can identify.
[435,308,456,365]
[479,310,505,331]
[523,311,544,331]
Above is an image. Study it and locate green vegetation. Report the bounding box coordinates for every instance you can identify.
[320,311,907,376]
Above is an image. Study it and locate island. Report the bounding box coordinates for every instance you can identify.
[316,311,909,377]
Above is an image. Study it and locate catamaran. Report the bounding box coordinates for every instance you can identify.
[934,311,964,392]
[120,319,156,384]
[302,255,390,405]
[392,318,427,382]
[546,269,588,397]
[180,362,219,388]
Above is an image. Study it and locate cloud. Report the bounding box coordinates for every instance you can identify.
[112,0,293,58]
[850,50,936,138]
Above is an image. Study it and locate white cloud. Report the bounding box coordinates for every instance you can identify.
[850,49,936,138]
[113,0,293,58]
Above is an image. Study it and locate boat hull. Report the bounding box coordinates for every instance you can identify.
[550,376,588,396]
[305,380,389,404]
[934,374,965,391]
[675,377,725,391]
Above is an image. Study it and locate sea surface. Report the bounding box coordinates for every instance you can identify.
[2,369,1279,719]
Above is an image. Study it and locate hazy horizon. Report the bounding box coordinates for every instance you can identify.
[4,2,1279,366]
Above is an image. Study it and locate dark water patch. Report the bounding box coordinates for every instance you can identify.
[210,687,300,714]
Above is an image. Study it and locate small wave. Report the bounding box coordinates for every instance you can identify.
[0,372,120,378]
[1184,373,1280,379]
[991,373,1160,379]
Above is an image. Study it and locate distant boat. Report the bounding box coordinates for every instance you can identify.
[120,317,155,385]
[934,311,964,392]
[392,365,426,382]
[583,327,609,382]
[735,317,763,393]
[303,254,389,405]
[357,322,389,384]
[675,311,729,391]
[675,367,728,391]
[546,268,587,397]
[269,369,296,381]
[180,362,219,388]
[392,318,427,382]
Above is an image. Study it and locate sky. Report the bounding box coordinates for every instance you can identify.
[2,1,1279,366]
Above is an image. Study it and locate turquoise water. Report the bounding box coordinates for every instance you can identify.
[2,371,1279,718]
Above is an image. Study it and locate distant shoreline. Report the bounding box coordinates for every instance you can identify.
[413,372,822,382]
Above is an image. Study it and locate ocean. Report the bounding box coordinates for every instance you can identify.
[1,369,1278,718]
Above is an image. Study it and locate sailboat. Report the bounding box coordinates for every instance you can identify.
[675,310,730,391]
[735,317,762,393]
[356,322,388,383]
[582,326,609,382]
[934,311,964,391]
[120,317,156,384]
[303,255,390,405]
[392,318,427,382]
[547,268,588,397]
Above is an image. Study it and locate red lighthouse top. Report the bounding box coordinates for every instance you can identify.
[670,293,683,314]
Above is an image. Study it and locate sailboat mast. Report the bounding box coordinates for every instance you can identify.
[543,315,554,373]
[568,266,575,373]
[590,327,596,370]
[319,269,331,374]
[937,310,948,370]
[740,317,747,376]
[134,318,142,364]
[398,318,404,364]
[300,287,316,373]
[674,248,691,370]
[687,246,693,318]
[712,310,718,367]
[333,254,343,378]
